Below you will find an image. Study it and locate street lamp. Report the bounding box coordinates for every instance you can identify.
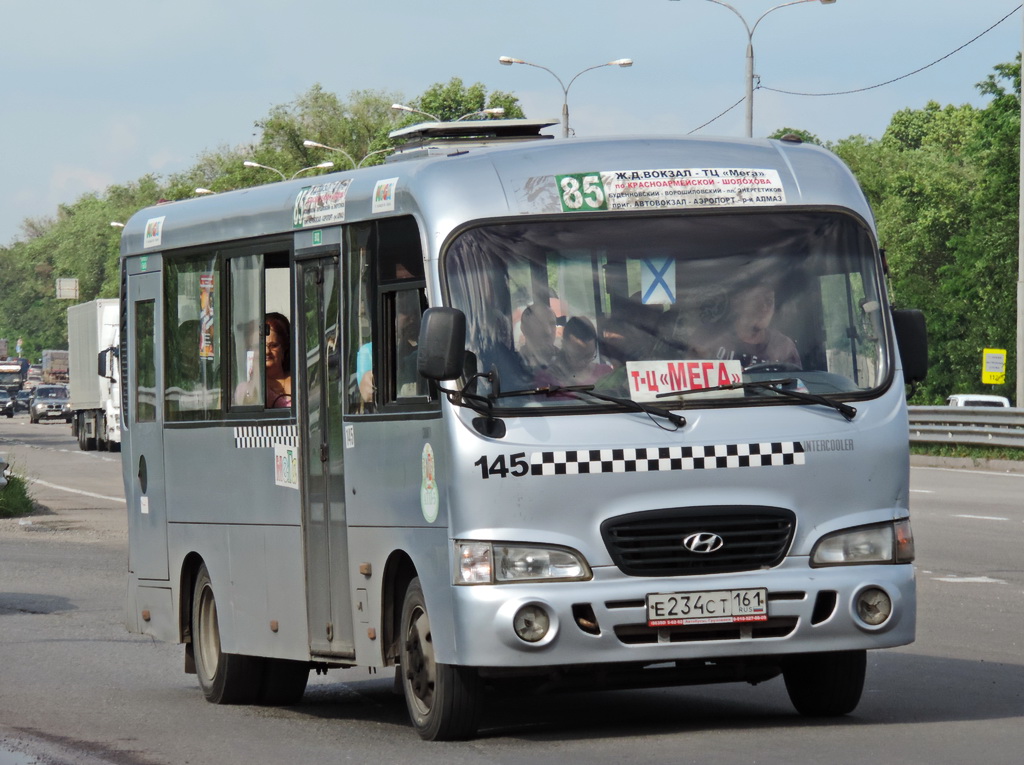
[357,148,394,167]
[391,103,507,122]
[499,56,633,138]
[455,108,505,121]
[109,222,124,228]
[673,0,836,137]
[303,140,357,170]
[243,161,286,181]
[243,160,334,181]
[290,161,334,179]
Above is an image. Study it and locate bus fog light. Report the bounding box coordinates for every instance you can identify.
[856,587,892,626]
[513,604,550,643]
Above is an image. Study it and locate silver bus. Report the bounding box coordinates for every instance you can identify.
[120,121,927,740]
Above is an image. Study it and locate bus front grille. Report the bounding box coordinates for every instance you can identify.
[601,506,796,576]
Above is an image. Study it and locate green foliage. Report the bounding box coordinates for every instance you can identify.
[0,472,34,518]
[768,127,823,146]
[835,57,1021,404]
[0,79,525,355]
[411,77,526,123]
[910,443,1024,462]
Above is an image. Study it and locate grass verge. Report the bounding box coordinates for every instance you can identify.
[0,467,35,518]
[911,443,1024,462]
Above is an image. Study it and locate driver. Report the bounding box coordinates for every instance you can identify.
[696,281,800,369]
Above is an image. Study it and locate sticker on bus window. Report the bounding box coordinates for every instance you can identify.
[514,169,786,214]
[625,359,744,402]
[420,443,439,523]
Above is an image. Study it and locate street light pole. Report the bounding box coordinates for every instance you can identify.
[391,104,506,122]
[303,140,358,170]
[499,56,633,139]
[242,161,286,181]
[290,162,334,179]
[679,0,836,138]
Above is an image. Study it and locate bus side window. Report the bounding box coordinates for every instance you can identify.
[377,217,428,405]
[165,254,222,420]
[346,224,376,414]
[228,253,292,412]
[391,289,428,400]
[229,254,265,409]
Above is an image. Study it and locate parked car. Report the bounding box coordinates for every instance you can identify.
[0,390,13,418]
[946,394,1011,407]
[14,389,31,413]
[29,385,72,424]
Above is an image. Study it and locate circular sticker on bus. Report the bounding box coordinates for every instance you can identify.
[420,443,439,523]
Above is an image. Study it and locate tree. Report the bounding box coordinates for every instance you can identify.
[834,60,1020,402]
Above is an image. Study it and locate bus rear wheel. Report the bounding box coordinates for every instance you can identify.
[782,649,866,717]
[192,564,262,704]
[399,577,482,741]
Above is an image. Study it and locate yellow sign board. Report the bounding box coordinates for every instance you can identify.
[982,348,1006,385]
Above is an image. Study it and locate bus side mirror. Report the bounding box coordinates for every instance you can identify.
[892,309,928,384]
[418,307,467,381]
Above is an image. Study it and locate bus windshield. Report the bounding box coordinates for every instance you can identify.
[444,210,889,410]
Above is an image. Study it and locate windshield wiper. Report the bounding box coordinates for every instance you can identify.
[496,384,686,429]
[656,378,857,422]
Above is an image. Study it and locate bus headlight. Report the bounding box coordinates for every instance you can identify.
[811,519,915,567]
[456,542,591,584]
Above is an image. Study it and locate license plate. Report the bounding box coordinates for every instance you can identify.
[646,588,768,627]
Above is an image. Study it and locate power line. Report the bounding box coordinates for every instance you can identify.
[687,96,745,134]
[762,5,1021,97]
[690,5,1021,132]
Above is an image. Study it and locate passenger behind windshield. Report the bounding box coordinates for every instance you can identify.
[694,281,801,369]
[537,316,612,387]
[518,302,559,372]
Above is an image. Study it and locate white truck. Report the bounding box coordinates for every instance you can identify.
[67,299,121,451]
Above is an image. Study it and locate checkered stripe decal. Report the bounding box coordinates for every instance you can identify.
[530,442,805,475]
[233,425,298,449]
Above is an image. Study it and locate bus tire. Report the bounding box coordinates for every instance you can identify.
[399,577,482,741]
[258,659,309,706]
[192,563,262,704]
[782,649,866,717]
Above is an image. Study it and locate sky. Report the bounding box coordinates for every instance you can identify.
[1,0,1021,246]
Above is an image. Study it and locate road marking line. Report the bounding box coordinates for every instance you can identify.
[954,514,1009,521]
[932,575,1006,584]
[28,478,125,504]
[910,489,934,493]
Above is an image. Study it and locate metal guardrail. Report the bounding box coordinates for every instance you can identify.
[908,406,1024,448]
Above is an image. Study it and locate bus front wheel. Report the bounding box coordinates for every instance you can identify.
[192,564,262,704]
[399,577,482,741]
[782,649,866,717]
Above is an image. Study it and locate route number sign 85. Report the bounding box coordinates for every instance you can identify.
[557,173,609,212]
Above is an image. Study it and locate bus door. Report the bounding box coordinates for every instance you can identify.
[125,267,169,580]
[297,254,354,657]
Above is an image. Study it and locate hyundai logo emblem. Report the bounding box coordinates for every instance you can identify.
[683,532,725,554]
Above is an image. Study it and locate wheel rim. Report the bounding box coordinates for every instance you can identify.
[404,605,436,716]
[195,583,221,683]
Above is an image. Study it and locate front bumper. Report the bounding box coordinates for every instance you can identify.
[447,558,915,668]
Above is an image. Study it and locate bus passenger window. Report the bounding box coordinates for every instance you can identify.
[394,290,427,399]
[346,223,376,414]
[165,255,222,420]
[134,300,157,423]
[230,254,264,409]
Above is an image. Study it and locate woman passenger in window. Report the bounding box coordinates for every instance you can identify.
[265,312,292,408]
